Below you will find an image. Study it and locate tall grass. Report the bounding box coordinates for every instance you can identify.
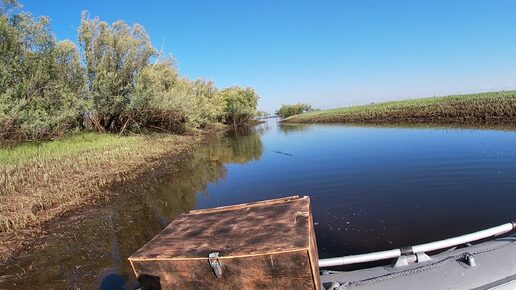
[284,91,516,124]
[0,132,201,232]
[1,133,135,167]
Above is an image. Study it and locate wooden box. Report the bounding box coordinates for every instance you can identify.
[129,196,321,289]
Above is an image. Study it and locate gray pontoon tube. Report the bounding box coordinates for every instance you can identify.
[319,222,515,268]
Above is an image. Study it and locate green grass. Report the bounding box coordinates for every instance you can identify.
[0,132,201,233]
[283,91,516,124]
[0,133,142,168]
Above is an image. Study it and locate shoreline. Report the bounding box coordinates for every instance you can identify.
[279,121,516,132]
[0,129,223,262]
[283,91,516,125]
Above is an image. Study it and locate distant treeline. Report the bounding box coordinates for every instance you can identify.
[276,103,315,118]
[0,0,259,143]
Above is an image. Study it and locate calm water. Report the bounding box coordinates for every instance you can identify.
[2,120,516,289]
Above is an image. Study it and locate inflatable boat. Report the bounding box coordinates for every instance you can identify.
[320,222,516,290]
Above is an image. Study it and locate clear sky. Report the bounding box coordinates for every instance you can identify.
[20,0,516,113]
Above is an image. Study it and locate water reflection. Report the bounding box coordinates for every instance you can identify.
[193,121,516,268]
[202,127,264,165]
[278,123,313,135]
[99,273,127,290]
[0,128,264,289]
[3,121,516,287]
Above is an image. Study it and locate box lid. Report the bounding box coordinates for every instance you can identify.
[129,196,312,260]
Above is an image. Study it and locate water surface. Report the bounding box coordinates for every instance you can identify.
[2,120,516,289]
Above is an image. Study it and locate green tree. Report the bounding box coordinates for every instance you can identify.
[78,12,156,131]
[131,59,179,111]
[131,59,188,132]
[219,86,259,127]
[187,78,224,128]
[131,59,224,131]
[0,0,85,142]
[1,1,262,142]
[276,103,312,118]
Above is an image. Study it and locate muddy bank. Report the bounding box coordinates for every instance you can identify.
[0,131,218,263]
[0,125,267,289]
[0,143,212,288]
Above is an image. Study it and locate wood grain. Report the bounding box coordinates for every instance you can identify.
[129,196,320,289]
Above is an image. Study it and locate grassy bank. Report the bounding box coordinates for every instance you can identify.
[0,132,204,234]
[283,91,516,124]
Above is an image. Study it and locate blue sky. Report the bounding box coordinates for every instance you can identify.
[20,0,516,113]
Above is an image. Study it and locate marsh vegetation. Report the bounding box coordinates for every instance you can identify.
[283,91,516,125]
[0,127,265,288]
[0,133,204,236]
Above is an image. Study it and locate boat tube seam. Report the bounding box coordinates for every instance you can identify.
[320,222,515,267]
[332,241,515,289]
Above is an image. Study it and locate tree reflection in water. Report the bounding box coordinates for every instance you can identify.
[277,123,312,135]
[0,127,264,290]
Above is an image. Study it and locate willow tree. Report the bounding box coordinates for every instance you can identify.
[78,12,156,132]
[219,87,259,127]
[276,103,313,118]
[132,59,225,131]
[0,0,85,142]
[186,78,224,128]
[130,59,186,132]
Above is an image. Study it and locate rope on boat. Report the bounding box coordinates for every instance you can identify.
[335,240,515,289]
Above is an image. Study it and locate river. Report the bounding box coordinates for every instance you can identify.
[2,120,516,289]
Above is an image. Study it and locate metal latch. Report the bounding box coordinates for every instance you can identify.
[209,252,223,278]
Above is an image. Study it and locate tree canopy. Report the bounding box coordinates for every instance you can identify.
[276,103,313,118]
[219,87,259,127]
[0,0,259,143]
[78,12,156,131]
[1,2,85,141]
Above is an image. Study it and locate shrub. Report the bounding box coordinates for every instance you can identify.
[276,103,313,118]
[78,12,156,132]
[0,0,260,143]
[131,60,225,132]
[0,2,85,142]
[219,87,259,127]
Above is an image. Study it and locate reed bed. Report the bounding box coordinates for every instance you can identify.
[0,132,201,233]
[283,91,516,124]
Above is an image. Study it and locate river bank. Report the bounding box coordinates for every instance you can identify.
[283,91,516,124]
[0,130,221,262]
[2,121,516,288]
[0,125,264,288]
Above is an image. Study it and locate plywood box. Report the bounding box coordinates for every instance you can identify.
[129,196,321,289]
